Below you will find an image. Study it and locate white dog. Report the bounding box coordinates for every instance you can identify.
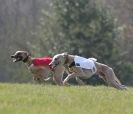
[49,52,127,90]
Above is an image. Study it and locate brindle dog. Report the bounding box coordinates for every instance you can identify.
[11,51,64,84]
[49,52,127,90]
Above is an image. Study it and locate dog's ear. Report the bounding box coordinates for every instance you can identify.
[24,51,31,57]
[62,52,68,58]
[27,52,31,56]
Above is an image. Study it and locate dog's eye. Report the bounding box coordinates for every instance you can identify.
[55,58,58,60]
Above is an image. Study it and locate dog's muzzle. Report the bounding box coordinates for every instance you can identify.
[49,61,59,70]
[11,55,23,62]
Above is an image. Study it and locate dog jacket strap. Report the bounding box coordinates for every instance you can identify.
[69,61,75,68]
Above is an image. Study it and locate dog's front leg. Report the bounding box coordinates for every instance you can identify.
[63,72,77,85]
[53,66,65,85]
[53,74,63,85]
[33,75,42,84]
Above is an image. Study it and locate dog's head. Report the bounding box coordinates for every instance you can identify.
[11,51,30,62]
[49,52,68,69]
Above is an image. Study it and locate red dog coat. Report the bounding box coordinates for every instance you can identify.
[32,56,52,66]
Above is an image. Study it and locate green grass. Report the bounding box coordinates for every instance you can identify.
[0,83,133,114]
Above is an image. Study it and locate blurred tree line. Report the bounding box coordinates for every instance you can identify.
[0,0,133,85]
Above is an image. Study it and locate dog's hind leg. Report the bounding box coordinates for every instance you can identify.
[106,68,127,90]
[75,77,86,85]
[104,67,127,90]
[96,63,127,90]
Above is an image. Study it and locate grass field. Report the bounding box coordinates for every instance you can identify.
[0,83,133,114]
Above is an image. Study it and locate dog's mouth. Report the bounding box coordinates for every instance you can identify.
[11,55,23,62]
[49,64,57,70]
[49,62,59,70]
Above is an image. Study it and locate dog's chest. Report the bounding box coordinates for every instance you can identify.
[28,65,42,74]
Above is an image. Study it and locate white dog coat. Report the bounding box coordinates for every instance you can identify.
[74,56,97,73]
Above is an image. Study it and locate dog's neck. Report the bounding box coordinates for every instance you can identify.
[23,56,29,63]
[64,54,69,65]
[23,56,33,67]
[64,55,74,66]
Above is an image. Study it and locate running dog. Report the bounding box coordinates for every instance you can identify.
[49,52,127,90]
[11,51,64,84]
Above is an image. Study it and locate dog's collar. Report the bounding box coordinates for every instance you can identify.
[23,56,29,63]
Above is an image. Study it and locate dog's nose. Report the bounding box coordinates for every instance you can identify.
[11,55,15,58]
